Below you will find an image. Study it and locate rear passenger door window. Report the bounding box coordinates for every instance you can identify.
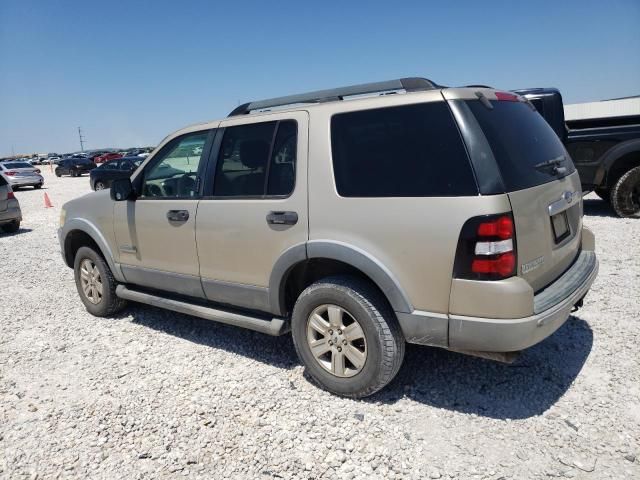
[330,102,478,197]
[212,120,297,197]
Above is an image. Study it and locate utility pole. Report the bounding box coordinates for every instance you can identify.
[78,127,86,152]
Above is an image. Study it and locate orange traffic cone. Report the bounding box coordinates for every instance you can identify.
[44,192,53,208]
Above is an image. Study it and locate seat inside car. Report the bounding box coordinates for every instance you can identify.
[233,139,269,195]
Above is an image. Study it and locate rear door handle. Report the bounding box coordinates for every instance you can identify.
[266,211,298,225]
[167,210,189,222]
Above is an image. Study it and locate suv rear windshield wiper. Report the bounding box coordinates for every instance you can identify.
[534,155,567,175]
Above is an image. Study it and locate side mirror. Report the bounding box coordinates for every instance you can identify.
[110,178,136,201]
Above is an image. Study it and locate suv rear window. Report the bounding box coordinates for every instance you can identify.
[331,102,477,197]
[466,100,575,191]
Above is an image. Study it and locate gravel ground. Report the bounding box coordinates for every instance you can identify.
[1,170,639,480]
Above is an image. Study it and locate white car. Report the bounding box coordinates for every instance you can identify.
[0,161,45,190]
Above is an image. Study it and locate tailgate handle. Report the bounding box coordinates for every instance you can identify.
[548,191,577,216]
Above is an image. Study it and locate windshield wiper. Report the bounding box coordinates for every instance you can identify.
[534,155,567,175]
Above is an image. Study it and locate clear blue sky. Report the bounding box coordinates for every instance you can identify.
[1,0,639,156]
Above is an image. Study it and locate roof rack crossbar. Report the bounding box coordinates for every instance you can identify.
[227,77,439,117]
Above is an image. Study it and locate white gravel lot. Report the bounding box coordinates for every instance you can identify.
[1,170,639,479]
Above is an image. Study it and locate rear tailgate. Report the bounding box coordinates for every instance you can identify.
[507,173,582,290]
[464,94,582,291]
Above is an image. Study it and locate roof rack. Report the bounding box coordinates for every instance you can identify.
[227,77,440,117]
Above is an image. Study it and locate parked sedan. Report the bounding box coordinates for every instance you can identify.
[55,158,97,177]
[0,161,44,189]
[89,157,142,190]
[0,175,22,233]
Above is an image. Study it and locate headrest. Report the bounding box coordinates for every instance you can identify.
[239,140,270,170]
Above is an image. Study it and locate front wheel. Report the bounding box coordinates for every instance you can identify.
[73,246,127,316]
[611,165,640,218]
[291,275,405,398]
[95,181,106,190]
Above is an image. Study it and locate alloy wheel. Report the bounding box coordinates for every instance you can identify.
[79,258,103,304]
[306,304,367,378]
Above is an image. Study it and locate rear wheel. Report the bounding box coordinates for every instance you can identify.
[34,184,42,189]
[1,220,20,233]
[291,275,405,398]
[611,165,640,218]
[73,246,127,316]
[55,171,62,177]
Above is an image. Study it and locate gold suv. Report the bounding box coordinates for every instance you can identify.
[59,78,598,397]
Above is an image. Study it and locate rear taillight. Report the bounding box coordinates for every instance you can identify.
[7,191,15,199]
[5,171,16,176]
[454,213,517,280]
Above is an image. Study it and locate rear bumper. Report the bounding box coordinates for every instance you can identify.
[7,175,44,186]
[0,204,22,224]
[448,250,598,352]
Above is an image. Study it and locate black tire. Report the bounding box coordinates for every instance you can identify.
[73,246,127,317]
[55,171,62,177]
[611,165,640,218]
[1,220,20,233]
[34,184,42,189]
[594,188,610,202]
[71,169,78,177]
[291,275,405,398]
[95,181,105,190]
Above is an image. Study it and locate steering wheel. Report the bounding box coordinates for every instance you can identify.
[177,173,196,197]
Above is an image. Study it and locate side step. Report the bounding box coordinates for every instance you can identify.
[115,285,289,336]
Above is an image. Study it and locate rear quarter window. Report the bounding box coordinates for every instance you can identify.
[466,100,575,191]
[331,102,478,197]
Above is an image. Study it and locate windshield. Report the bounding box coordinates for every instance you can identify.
[466,99,575,191]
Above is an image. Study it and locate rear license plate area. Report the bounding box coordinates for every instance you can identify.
[551,211,570,243]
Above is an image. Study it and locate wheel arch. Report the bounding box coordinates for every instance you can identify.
[594,139,640,187]
[269,241,413,317]
[61,219,125,282]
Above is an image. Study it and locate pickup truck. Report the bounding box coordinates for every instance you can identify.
[513,89,640,218]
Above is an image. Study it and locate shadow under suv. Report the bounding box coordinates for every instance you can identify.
[58,77,598,398]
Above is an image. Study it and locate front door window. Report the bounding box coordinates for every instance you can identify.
[141,132,209,198]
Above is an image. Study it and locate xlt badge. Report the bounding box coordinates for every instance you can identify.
[522,256,544,274]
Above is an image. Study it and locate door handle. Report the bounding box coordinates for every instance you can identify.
[266,211,298,225]
[167,210,190,222]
